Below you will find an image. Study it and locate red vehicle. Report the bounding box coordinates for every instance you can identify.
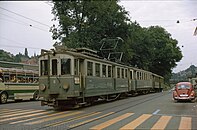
[173,82,196,102]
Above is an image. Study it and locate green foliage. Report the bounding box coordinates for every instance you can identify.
[14,53,23,62]
[24,48,29,57]
[51,1,183,81]
[51,0,130,49]
[145,26,182,76]
[0,50,38,63]
[0,50,14,62]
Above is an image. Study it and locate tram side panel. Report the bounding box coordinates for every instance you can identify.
[84,76,114,97]
[83,59,115,97]
[114,66,129,93]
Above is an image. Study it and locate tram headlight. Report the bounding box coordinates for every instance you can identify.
[74,77,80,84]
[63,83,70,90]
[39,84,46,91]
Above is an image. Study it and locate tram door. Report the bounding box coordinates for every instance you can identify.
[129,70,136,91]
[79,59,85,95]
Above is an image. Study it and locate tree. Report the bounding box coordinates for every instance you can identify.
[0,50,14,62]
[146,26,182,77]
[51,1,183,82]
[51,0,130,50]
[14,53,23,62]
[24,48,29,57]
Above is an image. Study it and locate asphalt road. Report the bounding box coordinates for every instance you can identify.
[0,91,196,130]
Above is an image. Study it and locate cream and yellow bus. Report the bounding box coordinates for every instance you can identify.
[0,67,39,104]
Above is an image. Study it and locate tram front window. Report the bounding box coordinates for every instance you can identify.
[61,59,71,75]
[40,60,48,76]
[52,59,57,75]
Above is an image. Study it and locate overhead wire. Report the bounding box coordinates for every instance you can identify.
[0,36,41,50]
[0,6,53,54]
[0,12,50,32]
[0,6,51,28]
[0,44,40,50]
[0,18,49,32]
[132,17,197,28]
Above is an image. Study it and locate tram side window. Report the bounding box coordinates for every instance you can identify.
[117,68,120,78]
[87,61,93,76]
[61,59,71,75]
[136,72,139,80]
[40,60,48,76]
[95,63,100,77]
[125,69,127,78]
[102,65,106,77]
[108,66,112,78]
[130,71,133,79]
[52,59,57,75]
[122,68,124,78]
[74,59,79,75]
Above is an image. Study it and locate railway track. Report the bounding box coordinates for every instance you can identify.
[35,92,166,130]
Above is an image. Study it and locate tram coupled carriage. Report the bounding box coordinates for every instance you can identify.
[39,46,164,108]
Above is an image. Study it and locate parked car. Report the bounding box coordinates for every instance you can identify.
[173,82,196,102]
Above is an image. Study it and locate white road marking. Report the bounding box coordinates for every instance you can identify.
[152,109,160,115]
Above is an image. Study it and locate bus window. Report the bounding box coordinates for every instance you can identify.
[102,65,106,77]
[95,63,100,77]
[52,59,57,75]
[40,60,48,76]
[61,59,71,75]
[108,66,112,78]
[87,61,93,76]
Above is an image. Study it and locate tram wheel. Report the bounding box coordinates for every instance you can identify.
[0,92,8,104]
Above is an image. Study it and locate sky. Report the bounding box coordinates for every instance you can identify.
[0,1,197,73]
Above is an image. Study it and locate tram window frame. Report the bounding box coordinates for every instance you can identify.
[102,64,106,77]
[125,69,128,78]
[140,72,142,80]
[117,67,120,78]
[95,63,100,77]
[121,68,124,78]
[40,60,48,76]
[136,72,139,80]
[74,59,79,75]
[142,72,144,80]
[130,71,133,79]
[52,59,58,75]
[108,66,112,78]
[61,58,71,75]
[87,61,93,76]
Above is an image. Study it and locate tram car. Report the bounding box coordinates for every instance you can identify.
[39,46,164,108]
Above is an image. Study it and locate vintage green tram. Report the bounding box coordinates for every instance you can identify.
[39,46,164,108]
